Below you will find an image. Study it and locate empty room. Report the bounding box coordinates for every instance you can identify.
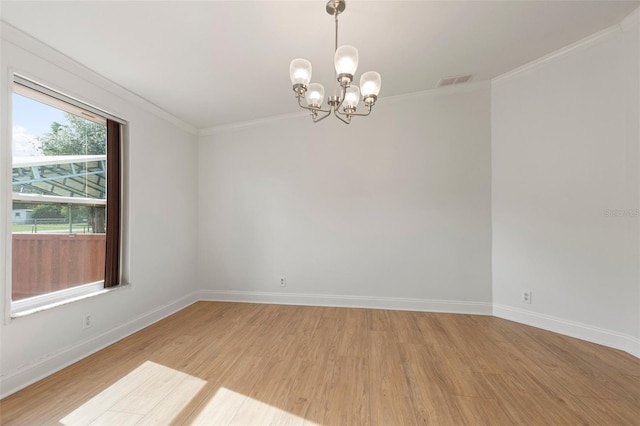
[1,0,639,424]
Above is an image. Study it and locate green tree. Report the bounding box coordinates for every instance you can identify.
[38,113,106,156]
[31,204,63,219]
[37,113,107,232]
[61,205,88,222]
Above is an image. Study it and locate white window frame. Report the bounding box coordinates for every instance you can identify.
[7,75,127,319]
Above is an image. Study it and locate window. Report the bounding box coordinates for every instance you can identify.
[10,76,123,312]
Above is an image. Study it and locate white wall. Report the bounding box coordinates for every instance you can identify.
[0,24,199,396]
[491,18,640,355]
[198,85,493,312]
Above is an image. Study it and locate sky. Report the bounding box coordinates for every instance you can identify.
[12,93,66,157]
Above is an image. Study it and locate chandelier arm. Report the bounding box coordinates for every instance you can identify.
[297,96,331,114]
[335,108,350,117]
[313,109,333,122]
[339,105,373,118]
[333,108,351,124]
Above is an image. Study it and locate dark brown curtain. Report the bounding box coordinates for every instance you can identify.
[104,119,121,287]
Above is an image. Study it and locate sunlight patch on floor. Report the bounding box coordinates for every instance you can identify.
[191,387,320,425]
[60,361,206,425]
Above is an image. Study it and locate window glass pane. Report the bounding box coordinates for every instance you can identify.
[12,89,107,301]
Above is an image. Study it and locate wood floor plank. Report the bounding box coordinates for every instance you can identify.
[109,362,192,415]
[369,331,417,425]
[561,395,640,425]
[59,361,161,425]
[229,357,304,425]
[86,410,143,426]
[337,308,369,358]
[323,356,370,425]
[136,376,206,425]
[485,370,592,424]
[389,311,427,344]
[452,395,513,425]
[279,359,330,422]
[2,301,639,426]
[181,355,270,425]
[398,343,466,425]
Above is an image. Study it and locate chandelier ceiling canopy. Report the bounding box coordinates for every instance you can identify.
[289,0,382,124]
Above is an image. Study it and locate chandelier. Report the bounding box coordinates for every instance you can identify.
[289,0,381,124]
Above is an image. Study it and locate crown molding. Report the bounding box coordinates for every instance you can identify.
[199,110,307,136]
[621,6,640,32]
[199,80,491,136]
[493,23,622,84]
[1,21,198,135]
[381,80,490,105]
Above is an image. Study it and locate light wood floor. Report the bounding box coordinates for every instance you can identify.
[1,302,639,425]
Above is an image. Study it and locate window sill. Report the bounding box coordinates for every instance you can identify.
[10,283,131,319]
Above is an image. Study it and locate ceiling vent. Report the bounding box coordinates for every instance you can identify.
[437,74,473,88]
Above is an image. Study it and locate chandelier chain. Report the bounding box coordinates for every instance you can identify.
[334,8,339,52]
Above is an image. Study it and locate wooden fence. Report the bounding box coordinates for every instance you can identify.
[12,234,105,300]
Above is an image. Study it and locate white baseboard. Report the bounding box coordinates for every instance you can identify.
[0,292,198,399]
[493,304,640,358]
[198,289,494,315]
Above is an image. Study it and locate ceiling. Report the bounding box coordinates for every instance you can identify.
[1,1,638,130]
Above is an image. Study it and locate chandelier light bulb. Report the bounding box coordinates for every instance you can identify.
[360,71,381,97]
[344,85,360,109]
[290,58,312,85]
[334,45,359,78]
[305,83,325,107]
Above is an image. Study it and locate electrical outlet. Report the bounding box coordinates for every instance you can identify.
[521,290,532,304]
[280,276,286,287]
[83,315,92,329]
